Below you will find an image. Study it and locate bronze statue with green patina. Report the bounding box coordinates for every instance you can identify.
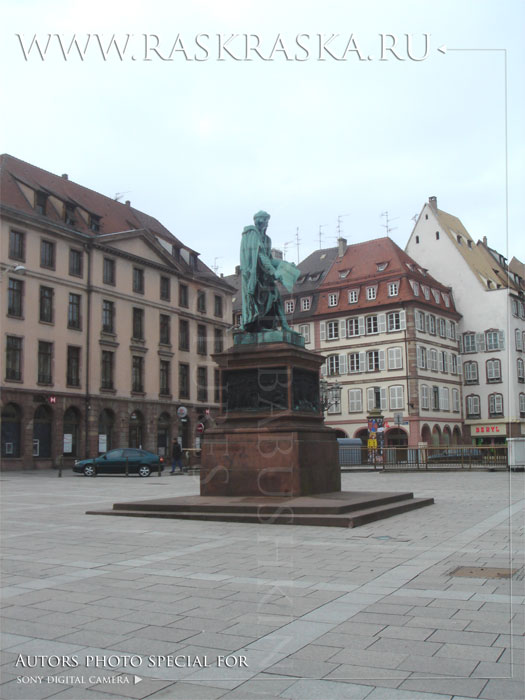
[240,211,300,333]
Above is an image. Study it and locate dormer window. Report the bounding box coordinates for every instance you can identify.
[366,286,377,301]
[409,280,419,296]
[90,215,101,232]
[432,289,441,303]
[301,297,311,311]
[328,293,339,307]
[64,202,76,226]
[376,262,388,272]
[339,269,350,279]
[285,299,295,314]
[35,191,47,215]
[421,285,430,300]
[348,289,359,304]
[457,234,462,245]
[442,293,450,307]
[388,282,399,297]
[190,253,198,269]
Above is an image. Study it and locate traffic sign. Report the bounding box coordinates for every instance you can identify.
[196,422,205,434]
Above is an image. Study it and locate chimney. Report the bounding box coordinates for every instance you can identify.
[338,237,347,257]
[429,196,437,210]
[483,236,487,246]
[235,265,241,276]
[125,200,131,207]
[61,173,68,179]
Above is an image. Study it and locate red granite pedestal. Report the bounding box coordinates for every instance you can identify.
[88,338,434,527]
[200,341,340,497]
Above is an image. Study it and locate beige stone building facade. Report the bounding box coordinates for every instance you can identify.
[1,155,233,469]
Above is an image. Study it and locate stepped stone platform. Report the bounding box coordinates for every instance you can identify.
[86,490,434,528]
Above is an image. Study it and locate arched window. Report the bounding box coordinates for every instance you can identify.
[515,329,523,351]
[98,409,115,453]
[520,393,525,417]
[421,424,431,444]
[486,358,501,383]
[1,403,22,457]
[488,393,503,417]
[33,404,52,458]
[63,406,81,457]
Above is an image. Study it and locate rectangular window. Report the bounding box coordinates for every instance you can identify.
[101,351,114,389]
[388,347,402,370]
[432,386,440,410]
[438,318,446,338]
[328,293,339,307]
[366,286,377,300]
[197,290,206,313]
[421,384,429,410]
[326,388,341,414]
[8,278,24,317]
[90,215,101,232]
[68,293,81,329]
[160,314,171,345]
[38,341,53,384]
[214,295,223,317]
[102,300,115,333]
[387,312,401,332]
[35,191,47,215]
[133,267,144,294]
[366,316,378,334]
[159,360,171,396]
[160,276,171,301]
[463,334,476,352]
[197,366,208,402]
[299,324,310,343]
[40,240,55,269]
[348,389,362,412]
[348,289,359,304]
[132,356,144,392]
[453,388,460,412]
[285,299,295,314]
[132,308,144,339]
[464,362,478,383]
[467,395,480,418]
[486,331,500,351]
[415,310,425,332]
[197,324,207,354]
[487,359,501,382]
[9,230,25,261]
[427,315,436,334]
[367,350,379,371]
[489,394,503,416]
[179,283,189,307]
[441,387,450,411]
[388,282,399,297]
[5,336,22,380]
[179,363,190,399]
[389,385,404,410]
[103,257,116,285]
[179,319,189,351]
[327,321,339,340]
[39,286,53,323]
[348,352,360,373]
[347,318,360,336]
[301,297,311,311]
[69,249,83,277]
[66,346,80,387]
[214,328,224,353]
[327,355,340,375]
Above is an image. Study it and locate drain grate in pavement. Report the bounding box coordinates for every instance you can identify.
[449,566,518,579]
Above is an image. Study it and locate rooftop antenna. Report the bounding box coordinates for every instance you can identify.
[381,211,399,237]
[114,191,131,201]
[295,227,301,264]
[282,240,294,260]
[318,224,327,249]
[337,213,350,238]
[212,257,222,274]
[411,213,418,223]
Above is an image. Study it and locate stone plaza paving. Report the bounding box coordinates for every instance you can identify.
[0,469,524,700]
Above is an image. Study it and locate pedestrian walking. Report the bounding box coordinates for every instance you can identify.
[170,439,184,474]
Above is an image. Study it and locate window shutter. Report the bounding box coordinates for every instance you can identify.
[380,387,387,411]
[439,352,444,372]
[359,352,366,372]
[321,361,327,377]
[340,320,347,338]
[476,332,486,352]
[425,314,430,332]
[378,314,386,333]
[417,346,422,368]
[339,354,347,374]
[457,356,462,374]
[367,388,375,412]
[320,321,326,341]
[400,310,406,330]
[358,316,365,335]
[516,330,523,351]
[379,350,386,371]
[459,335,463,353]
[498,330,505,349]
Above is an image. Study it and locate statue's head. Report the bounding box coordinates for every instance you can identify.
[253,210,270,234]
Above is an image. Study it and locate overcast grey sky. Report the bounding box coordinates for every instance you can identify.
[1,0,523,275]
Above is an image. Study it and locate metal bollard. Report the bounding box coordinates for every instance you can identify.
[125,457,129,477]
[57,455,63,478]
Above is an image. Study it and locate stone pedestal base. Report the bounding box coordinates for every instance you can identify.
[200,341,340,497]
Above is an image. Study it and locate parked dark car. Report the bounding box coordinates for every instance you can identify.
[74,448,164,477]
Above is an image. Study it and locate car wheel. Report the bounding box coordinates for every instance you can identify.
[83,464,96,477]
[138,465,151,477]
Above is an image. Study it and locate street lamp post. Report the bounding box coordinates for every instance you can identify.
[319,379,342,414]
